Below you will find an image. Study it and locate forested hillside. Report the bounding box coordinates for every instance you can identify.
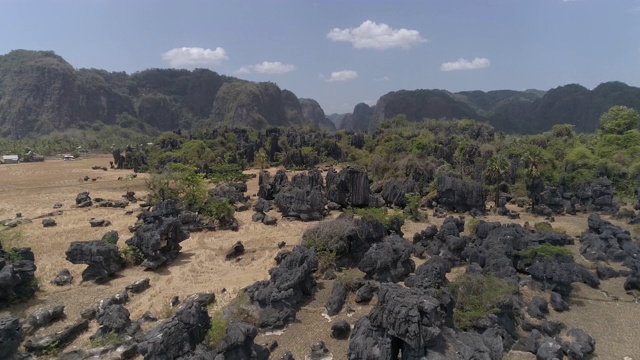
[1,49,639,139]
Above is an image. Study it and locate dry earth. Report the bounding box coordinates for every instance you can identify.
[0,155,639,359]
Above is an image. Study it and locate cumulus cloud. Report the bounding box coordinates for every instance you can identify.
[162,47,228,67]
[236,61,296,74]
[440,57,491,71]
[327,20,426,50]
[327,70,358,82]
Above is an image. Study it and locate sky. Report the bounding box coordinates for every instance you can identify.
[1,0,639,114]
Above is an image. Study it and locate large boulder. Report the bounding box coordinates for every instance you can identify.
[209,322,269,360]
[25,319,89,355]
[0,244,38,305]
[274,170,327,221]
[358,236,415,283]
[25,304,65,335]
[244,246,318,329]
[125,200,190,270]
[436,175,487,213]
[75,191,92,208]
[137,296,211,359]
[325,166,373,208]
[65,237,124,283]
[0,316,22,359]
[376,178,417,208]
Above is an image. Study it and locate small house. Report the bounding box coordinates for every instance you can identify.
[1,155,19,164]
[62,154,75,161]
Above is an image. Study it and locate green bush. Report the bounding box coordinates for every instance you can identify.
[119,246,143,267]
[202,199,236,228]
[449,274,516,330]
[355,207,405,230]
[0,229,22,262]
[205,311,228,349]
[517,243,572,264]
[466,218,480,235]
[89,330,126,348]
[533,222,553,233]
[303,234,337,273]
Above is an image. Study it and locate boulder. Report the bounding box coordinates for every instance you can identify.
[25,305,65,335]
[377,178,417,208]
[253,198,272,213]
[25,319,89,355]
[436,175,487,213]
[325,166,372,208]
[560,328,595,360]
[209,184,249,205]
[0,245,38,305]
[0,316,22,359]
[65,238,124,283]
[354,281,378,303]
[274,171,327,221]
[91,304,138,341]
[549,292,569,312]
[89,218,111,227]
[137,297,211,359]
[331,320,351,340]
[76,191,92,208]
[535,337,563,360]
[125,200,190,270]
[252,212,265,222]
[527,296,549,319]
[209,322,269,360]
[325,281,347,316]
[225,241,245,260]
[51,268,74,286]
[358,235,415,283]
[125,278,150,294]
[262,215,277,226]
[244,246,318,329]
[81,291,130,321]
[41,218,57,227]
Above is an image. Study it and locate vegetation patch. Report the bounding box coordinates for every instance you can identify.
[466,218,480,235]
[89,330,126,348]
[205,311,228,349]
[448,274,516,330]
[119,246,143,267]
[518,243,573,264]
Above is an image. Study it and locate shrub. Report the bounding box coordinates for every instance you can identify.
[449,274,516,330]
[0,229,22,261]
[355,207,405,231]
[337,269,362,291]
[517,243,572,264]
[533,221,553,233]
[119,246,143,267]
[89,330,125,348]
[466,218,480,235]
[303,234,336,273]
[405,192,424,221]
[202,199,236,228]
[205,311,228,349]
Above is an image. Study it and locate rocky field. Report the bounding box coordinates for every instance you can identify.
[1,155,640,359]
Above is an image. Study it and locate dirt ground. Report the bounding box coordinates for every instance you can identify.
[1,156,639,359]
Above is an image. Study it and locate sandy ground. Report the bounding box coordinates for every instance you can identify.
[0,156,639,359]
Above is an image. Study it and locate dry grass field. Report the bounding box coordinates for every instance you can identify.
[1,155,639,359]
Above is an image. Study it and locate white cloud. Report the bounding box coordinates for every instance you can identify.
[327,70,358,82]
[162,47,228,67]
[236,61,296,74]
[440,57,491,71]
[327,20,426,50]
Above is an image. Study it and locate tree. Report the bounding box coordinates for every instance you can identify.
[254,148,268,170]
[600,105,640,135]
[523,152,544,214]
[484,155,511,208]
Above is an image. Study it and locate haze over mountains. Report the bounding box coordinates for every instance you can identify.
[1,49,639,139]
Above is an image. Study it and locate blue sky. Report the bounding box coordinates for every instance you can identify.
[1,0,639,114]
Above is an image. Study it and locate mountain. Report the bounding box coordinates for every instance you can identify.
[0,50,327,138]
[350,83,640,134]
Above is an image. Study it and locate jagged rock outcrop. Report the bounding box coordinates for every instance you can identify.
[0,244,38,306]
[25,319,89,355]
[0,316,23,359]
[375,178,417,208]
[208,321,270,360]
[325,166,375,208]
[302,214,389,269]
[136,296,211,359]
[325,281,348,316]
[25,304,65,335]
[358,236,415,283]
[125,200,190,270]
[436,175,487,213]
[65,236,124,283]
[244,245,318,329]
[274,170,327,221]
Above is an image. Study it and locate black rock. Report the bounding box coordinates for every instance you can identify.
[0,246,38,305]
[560,328,595,360]
[25,319,89,355]
[325,166,371,208]
[262,215,277,226]
[274,250,290,265]
[25,305,65,335]
[125,200,190,270]
[358,235,415,283]
[436,175,487,213]
[226,241,245,260]
[89,218,111,227]
[254,198,273,213]
[41,218,57,227]
[535,337,563,360]
[244,246,318,329]
[0,316,22,359]
[76,191,92,208]
[65,238,124,283]
[331,320,351,340]
[252,212,265,222]
[280,351,295,360]
[51,268,74,286]
[549,292,569,312]
[308,341,331,360]
[137,297,211,359]
[277,241,286,249]
[325,281,347,316]
[354,281,378,303]
[527,295,549,319]
[210,321,269,360]
[125,278,150,294]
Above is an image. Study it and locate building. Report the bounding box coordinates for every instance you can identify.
[1,155,19,164]
[62,154,75,160]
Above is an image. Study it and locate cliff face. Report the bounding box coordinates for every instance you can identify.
[300,98,336,131]
[0,50,327,138]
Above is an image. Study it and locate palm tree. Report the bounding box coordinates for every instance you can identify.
[484,155,511,208]
[523,151,544,214]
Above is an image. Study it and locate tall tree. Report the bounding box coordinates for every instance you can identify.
[484,155,511,208]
